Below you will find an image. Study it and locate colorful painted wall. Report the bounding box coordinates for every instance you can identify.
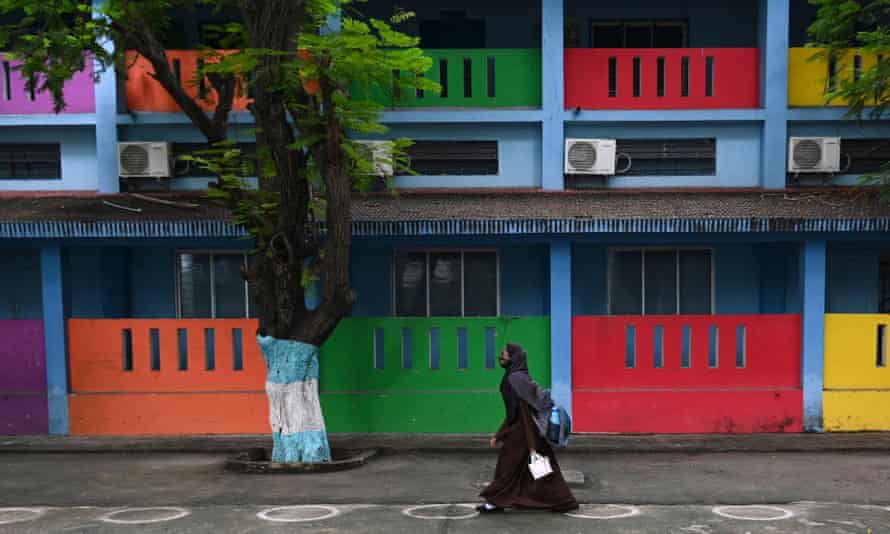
[0,320,47,434]
[66,316,550,435]
[0,127,98,193]
[573,314,803,433]
[823,314,890,431]
[563,123,763,188]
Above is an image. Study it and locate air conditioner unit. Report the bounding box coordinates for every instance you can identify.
[564,138,617,175]
[788,137,841,173]
[118,142,172,178]
[355,140,393,177]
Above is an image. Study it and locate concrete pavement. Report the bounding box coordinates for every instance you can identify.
[1,502,889,533]
[2,450,890,506]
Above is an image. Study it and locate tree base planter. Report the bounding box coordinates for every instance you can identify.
[224,447,381,474]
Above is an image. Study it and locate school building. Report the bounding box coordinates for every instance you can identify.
[1,0,889,436]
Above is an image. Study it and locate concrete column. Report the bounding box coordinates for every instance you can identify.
[542,0,565,190]
[93,0,119,193]
[801,240,827,432]
[549,241,572,416]
[760,0,790,189]
[41,244,69,435]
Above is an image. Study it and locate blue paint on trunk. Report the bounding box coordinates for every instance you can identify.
[258,336,330,463]
[271,431,332,464]
[258,337,320,384]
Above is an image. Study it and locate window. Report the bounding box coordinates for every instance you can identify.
[609,249,713,315]
[566,138,716,189]
[171,143,258,178]
[617,139,716,176]
[178,252,251,318]
[591,20,687,48]
[840,139,890,175]
[0,144,61,179]
[394,251,498,317]
[401,141,498,176]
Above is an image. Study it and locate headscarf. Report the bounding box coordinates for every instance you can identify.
[499,343,552,426]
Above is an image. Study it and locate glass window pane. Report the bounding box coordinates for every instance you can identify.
[645,251,678,314]
[429,252,462,316]
[610,251,643,315]
[464,252,498,316]
[395,253,427,317]
[625,24,652,48]
[654,24,685,47]
[592,24,622,48]
[214,254,247,318]
[679,250,713,314]
[179,253,212,318]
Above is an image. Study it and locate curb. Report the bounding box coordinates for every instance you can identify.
[4,433,890,455]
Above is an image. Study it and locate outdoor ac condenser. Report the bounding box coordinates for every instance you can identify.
[564,138,617,175]
[117,142,172,178]
[355,140,394,177]
[788,137,841,173]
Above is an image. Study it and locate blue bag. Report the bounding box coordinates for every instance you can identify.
[545,405,571,448]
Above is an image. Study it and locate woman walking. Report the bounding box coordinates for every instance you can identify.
[477,343,578,513]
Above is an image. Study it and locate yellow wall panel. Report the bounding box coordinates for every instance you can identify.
[824,314,890,389]
[824,391,890,431]
[788,48,878,107]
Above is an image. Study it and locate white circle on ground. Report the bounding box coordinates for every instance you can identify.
[99,507,191,524]
[566,504,641,520]
[0,508,46,525]
[402,504,479,520]
[712,505,793,521]
[257,505,340,523]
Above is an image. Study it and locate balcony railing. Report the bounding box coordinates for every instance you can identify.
[125,51,251,112]
[824,314,890,431]
[66,316,549,434]
[354,48,541,109]
[565,48,760,110]
[572,314,802,433]
[0,59,94,114]
[788,47,880,107]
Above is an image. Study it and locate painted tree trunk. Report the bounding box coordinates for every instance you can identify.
[258,335,332,463]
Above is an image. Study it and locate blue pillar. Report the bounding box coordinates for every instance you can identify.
[41,244,69,435]
[541,0,564,190]
[549,241,572,416]
[93,0,119,193]
[801,240,826,432]
[761,0,790,189]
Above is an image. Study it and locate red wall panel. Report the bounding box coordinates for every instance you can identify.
[565,48,760,110]
[572,315,803,433]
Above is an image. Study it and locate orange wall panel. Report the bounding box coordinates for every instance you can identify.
[125,51,251,112]
[69,393,268,435]
[68,319,265,393]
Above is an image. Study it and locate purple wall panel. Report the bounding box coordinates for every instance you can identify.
[0,396,48,434]
[0,60,94,114]
[0,320,48,434]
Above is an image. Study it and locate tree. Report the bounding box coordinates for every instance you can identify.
[807,0,890,196]
[0,0,437,462]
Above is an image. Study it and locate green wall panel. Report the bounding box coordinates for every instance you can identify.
[319,316,550,432]
[354,48,541,109]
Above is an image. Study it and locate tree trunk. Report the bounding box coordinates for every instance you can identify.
[258,335,331,463]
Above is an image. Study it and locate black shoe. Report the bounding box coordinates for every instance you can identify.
[476,504,505,514]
